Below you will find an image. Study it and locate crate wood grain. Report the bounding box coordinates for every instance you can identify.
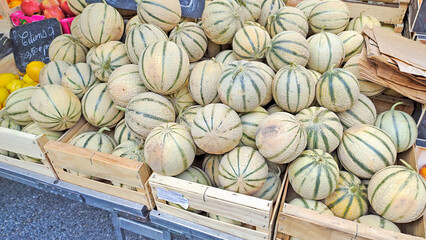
[149,172,287,240]
[44,119,155,209]
[371,94,415,115]
[274,146,426,240]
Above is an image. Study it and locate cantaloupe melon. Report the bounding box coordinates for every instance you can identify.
[125,16,143,36]
[267,7,308,37]
[39,61,70,86]
[86,47,96,64]
[355,215,401,232]
[214,50,237,66]
[337,94,377,129]
[251,61,274,106]
[296,0,320,18]
[236,0,262,21]
[232,25,271,60]
[309,0,350,34]
[49,34,88,64]
[347,13,381,33]
[68,0,87,15]
[167,83,196,115]
[289,198,334,215]
[137,0,181,32]
[176,105,203,130]
[112,139,145,163]
[202,154,222,187]
[70,127,116,153]
[91,41,131,82]
[266,103,283,114]
[307,31,345,73]
[0,117,21,158]
[169,22,208,62]
[208,213,242,226]
[62,63,100,99]
[114,119,140,145]
[5,87,39,125]
[258,0,286,27]
[70,15,94,49]
[253,170,282,201]
[337,31,364,62]
[240,107,269,149]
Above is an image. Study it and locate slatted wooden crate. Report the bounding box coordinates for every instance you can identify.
[44,118,155,209]
[370,94,415,115]
[274,146,426,240]
[148,170,287,240]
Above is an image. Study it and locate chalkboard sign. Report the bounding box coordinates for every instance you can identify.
[10,18,61,73]
[86,0,137,11]
[0,33,13,61]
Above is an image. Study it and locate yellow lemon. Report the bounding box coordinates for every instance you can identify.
[6,79,25,92]
[23,74,36,84]
[26,61,46,82]
[0,73,19,87]
[0,87,9,105]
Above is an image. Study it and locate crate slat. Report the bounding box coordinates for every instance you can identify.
[345,1,408,24]
[0,127,48,159]
[0,154,56,178]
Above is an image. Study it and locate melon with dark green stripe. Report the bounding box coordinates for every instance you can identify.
[125,16,143,36]
[176,105,202,130]
[289,149,339,200]
[167,82,196,115]
[368,160,426,223]
[323,171,368,220]
[139,41,189,95]
[169,22,208,62]
[188,59,224,106]
[68,0,87,15]
[49,34,88,64]
[191,103,242,154]
[214,50,237,66]
[218,146,268,195]
[296,106,343,153]
[307,31,345,73]
[316,67,360,112]
[0,117,22,158]
[272,64,316,113]
[202,154,222,187]
[5,87,39,125]
[309,0,350,34]
[79,3,124,46]
[91,41,130,82]
[266,31,309,71]
[355,215,401,232]
[28,85,81,131]
[208,213,242,226]
[337,94,377,130]
[236,0,262,21]
[137,0,181,32]
[252,61,275,106]
[124,92,175,140]
[240,107,269,149]
[374,102,418,153]
[218,60,267,112]
[70,15,94,48]
[253,169,282,201]
[114,119,140,145]
[144,123,195,176]
[39,61,70,87]
[289,198,334,216]
[256,112,307,164]
[338,31,364,62]
[107,64,148,108]
[125,24,168,65]
[266,103,283,114]
[62,63,100,99]
[296,0,320,18]
[112,139,145,163]
[70,127,116,153]
[232,25,271,60]
[86,47,96,65]
[347,13,381,34]
[258,0,286,27]
[267,7,308,37]
[337,125,397,179]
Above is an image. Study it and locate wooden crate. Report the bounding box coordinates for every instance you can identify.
[44,119,155,209]
[148,170,287,240]
[274,146,426,240]
[371,94,415,115]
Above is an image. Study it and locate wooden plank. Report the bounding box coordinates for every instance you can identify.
[371,95,415,115]
[58,118,94,143]
[345,2,408,24]
[0,154,56,178]
[0,127,48,159]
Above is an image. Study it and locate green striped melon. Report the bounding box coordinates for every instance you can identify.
[258,0,286,27]
[375,102,418,153]
[70,127,116,153]
[232,25,271,60]
[62,63,100,99]
[266,103,283,114]
[244,20,267,29]
[266,31,309,71]
[296,0,320,18]
[125,24,168,65]
[114,119,140,145]
[144,123,195,176]
[28,85,81,131]
[125,16,142,36]
[347,13,381,33]
[191,103,242,154]
[70,15,94,48]
[176,105,202,130]
[201,0,245,44]
[272,64,316,113]
[337,94,377,130]
[167,82,196,115]
[323,171,368,220]
[188,59,224,106]
[112,139,145,163]
[338,31,364,62]
[79,3,124,46]
[236,0,262,21]
[18,122,63,163]
[240,106,269,149]
[91,41,131,82]
[267,7,308,37]
[124,92,176,139]
[208,213,242,226]
[307,31,345,73]
[309,0,350,34]
[218,60,267,112]
[139,41,189,95]
[214,50,237,66]
[289,198,334,216]
[202,154,222,187]
[296,106,343,152]
[256,112,307,164]
[81,83,124,128]
[86,47,96,65]
[0,117,22,158]
[176,166,211,185]
[218,146,268,195]
[289,149,339,200]
[368,160,426,223]
[253,170,282,201]
[137,0,181,32]
[316,68,360,112]
[308,69,321,81]
[355,215,401,233]
[337,125,397,179]
[251,61,274,106]
[68,0,87,15]
[107,64,148,108]
[39,61,70,87]
[5,87,39,126]
[49,34,88,64]
[169,22,208,62]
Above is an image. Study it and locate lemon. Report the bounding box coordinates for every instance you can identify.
[6,79,25,93]
[26,61,46,83]
[23,74,36,84]
[0,73,19,87]
[0,87,9,105]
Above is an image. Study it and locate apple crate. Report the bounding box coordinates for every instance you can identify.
[44,118,155,209]
[274,146,426,240]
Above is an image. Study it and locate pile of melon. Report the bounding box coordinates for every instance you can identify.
[2,0,424,232]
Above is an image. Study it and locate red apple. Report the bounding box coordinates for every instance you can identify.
[58,0,75,17]
[40,0,60,11]
[21,0,41,16]
[44,6,65,20]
